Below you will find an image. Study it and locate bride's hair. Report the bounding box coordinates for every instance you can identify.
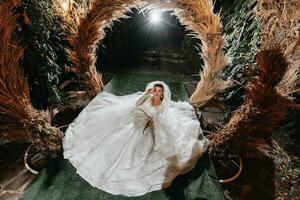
[154,83,164,101]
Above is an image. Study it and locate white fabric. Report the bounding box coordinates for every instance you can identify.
[63,81,209,197]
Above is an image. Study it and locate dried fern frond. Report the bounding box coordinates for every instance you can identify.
[0,0,63,155]
[62,0,143,102]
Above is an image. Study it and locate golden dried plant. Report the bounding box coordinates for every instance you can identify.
[172,0,230,108]
[208,0,300,159]
[0,0,63,155]
[0,0,33,121]
[208,49,289,158]
[256,0,300,98]
[61,0,143,101]
[53,0,85,33]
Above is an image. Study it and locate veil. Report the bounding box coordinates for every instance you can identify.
[138,80,206,140]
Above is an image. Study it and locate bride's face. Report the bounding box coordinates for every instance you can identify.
[153,86,163,98]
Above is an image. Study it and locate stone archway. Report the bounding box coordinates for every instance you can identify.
[59,0,230,108]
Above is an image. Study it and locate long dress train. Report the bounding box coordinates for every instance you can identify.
[62,81,209,197]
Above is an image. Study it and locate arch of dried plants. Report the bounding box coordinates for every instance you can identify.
[0,0,299,166]
[58,0,229,108]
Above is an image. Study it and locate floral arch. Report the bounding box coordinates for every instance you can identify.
[59,0,230,108]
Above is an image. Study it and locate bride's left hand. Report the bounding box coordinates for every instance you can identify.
[146,118,153,127]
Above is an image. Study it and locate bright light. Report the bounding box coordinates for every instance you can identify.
[61,1,69,12]
[61,0,69,12]
[150,12,161,24]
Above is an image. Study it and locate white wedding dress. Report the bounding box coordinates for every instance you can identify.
[62,81,209,197]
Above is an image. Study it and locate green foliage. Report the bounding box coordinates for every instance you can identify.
[20,0,68,109]
[218,0,262,111]
[221,0,261,80]
[182,34,203,72]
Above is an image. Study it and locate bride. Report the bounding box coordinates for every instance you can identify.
[62,80,209,197]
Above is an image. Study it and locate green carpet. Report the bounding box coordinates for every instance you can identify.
[21,74,224,200]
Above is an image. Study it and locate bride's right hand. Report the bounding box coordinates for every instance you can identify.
[146,88,154,95]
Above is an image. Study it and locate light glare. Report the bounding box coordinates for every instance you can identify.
[150,12,161,24]
[60,1,69,12]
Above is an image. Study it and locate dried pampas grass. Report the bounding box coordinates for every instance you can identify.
[0,0,31,121]
[0,0,63,155]
[256,0,300,98]
[61,0,143,102]
[54,0,85,34]
[172,0,230,108]
[207,0,299,166]
[208,49,289,158]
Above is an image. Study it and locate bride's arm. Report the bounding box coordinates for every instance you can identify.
[135,88,153,107]
[135,93,150,107]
